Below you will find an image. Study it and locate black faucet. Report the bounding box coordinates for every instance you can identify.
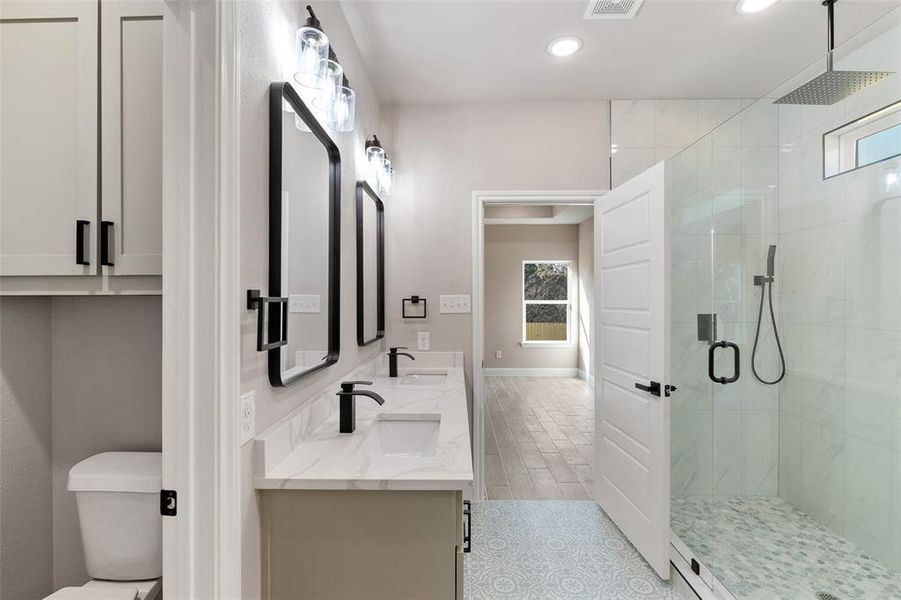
[336,381,385,433]
[388,347,415,377]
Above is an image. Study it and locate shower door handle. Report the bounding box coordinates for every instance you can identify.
[708,341,740,385]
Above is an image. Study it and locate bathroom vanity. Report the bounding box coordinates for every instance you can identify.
[254,353,472,600]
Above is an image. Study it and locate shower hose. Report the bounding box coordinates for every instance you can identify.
[751,279,786,385]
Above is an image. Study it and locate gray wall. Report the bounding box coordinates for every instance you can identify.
[0,297,53,600]
[237,3,388,597]
[0,295,161,594]
[384,100,610,381]
[484,224,580,370]
[50,296,162,589]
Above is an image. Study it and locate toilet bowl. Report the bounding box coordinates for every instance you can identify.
[44,452,163,600]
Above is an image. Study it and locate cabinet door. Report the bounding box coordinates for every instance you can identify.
[0,1,98,275]
[100,0,163,275]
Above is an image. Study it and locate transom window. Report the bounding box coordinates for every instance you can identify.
[823,99,901,178]
[522,260,572,345]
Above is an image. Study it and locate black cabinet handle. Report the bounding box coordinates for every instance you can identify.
[463,500,471,553]
[100,221,114,266]
[247,289,288,351]
[76,220,90,265]
[708,340,740,384]
[635,381,661,397]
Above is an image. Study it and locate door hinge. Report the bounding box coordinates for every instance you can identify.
[160,489,177,516]
[665,384,678,397]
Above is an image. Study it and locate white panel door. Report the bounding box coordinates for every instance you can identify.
[0,1,98,275]
[100,0,163,275]
[594,161,671,579]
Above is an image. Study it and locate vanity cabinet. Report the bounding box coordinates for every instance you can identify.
[0,0,163,293]
[261,490,466,600]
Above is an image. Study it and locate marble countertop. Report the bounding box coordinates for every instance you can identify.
[254,364,473,491]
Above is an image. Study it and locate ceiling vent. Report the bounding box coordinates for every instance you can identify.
[584,0,645,19]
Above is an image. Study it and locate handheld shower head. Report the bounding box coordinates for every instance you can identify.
[767,245,777,278]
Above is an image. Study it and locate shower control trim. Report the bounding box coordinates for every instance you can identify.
[708,340,740,385]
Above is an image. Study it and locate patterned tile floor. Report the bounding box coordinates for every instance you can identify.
[485,377,595,500]
[671,496,901,600]
[464,501,683,599]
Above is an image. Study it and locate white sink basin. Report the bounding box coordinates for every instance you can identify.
[364,413,441,457]
[398,370,448,386]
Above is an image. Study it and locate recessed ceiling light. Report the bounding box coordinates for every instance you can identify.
[735,0,779,14]
[547,36,582,58]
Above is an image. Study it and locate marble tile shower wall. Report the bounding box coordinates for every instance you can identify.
[668,98,782,500]
[776,59,901,569]
[611,99,754,188]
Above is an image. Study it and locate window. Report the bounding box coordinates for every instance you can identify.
[823,99,901,178]
[522,260,572,346]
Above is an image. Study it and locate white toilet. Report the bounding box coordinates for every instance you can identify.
[44,452,163,600]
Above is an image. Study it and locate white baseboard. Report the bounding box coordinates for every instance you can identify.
[577,369,595,386]
[483,367,581,377]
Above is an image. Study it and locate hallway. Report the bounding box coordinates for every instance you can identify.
[484,376,594,500]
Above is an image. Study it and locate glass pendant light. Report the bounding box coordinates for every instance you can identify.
[380,157,393,195]
[311,58,344,111]
[366,136,386,186]
[327,80,356,132]
[294,6,329,90]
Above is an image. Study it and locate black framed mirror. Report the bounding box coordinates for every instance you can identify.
[356,181,385,346]
[268,82,340,387]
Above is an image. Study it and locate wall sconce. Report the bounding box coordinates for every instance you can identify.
[402,296,427,319]
[291,5,356,133]
[365,135,396,196]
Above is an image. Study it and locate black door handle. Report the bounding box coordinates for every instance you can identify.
[635,381,661,396]
[709,340,740,384]
[100,221,115,266]
[76,220,90,265]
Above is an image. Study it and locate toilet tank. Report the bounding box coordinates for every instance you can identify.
[68,452,162,581]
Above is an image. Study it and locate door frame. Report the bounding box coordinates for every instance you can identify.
[161,1,242,598]
[471,190,605,500]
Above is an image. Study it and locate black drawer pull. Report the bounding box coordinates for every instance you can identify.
[708,340,740,384]
[100,221,115,266]
[76,220,90,265]
[463,500,471,553]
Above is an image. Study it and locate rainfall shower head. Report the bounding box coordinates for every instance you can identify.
[774,0,892,106]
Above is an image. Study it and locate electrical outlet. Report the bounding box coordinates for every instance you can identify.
[417,331,430,351]
[495,350,503,359]
[289,294,320,313]
[240,391,255,446]
[439,294,471,314]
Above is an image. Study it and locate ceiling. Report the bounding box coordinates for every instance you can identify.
[340,0,900,104]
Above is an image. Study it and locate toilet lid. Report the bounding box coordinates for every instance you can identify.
[45,587,138,600]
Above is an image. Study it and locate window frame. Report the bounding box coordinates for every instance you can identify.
[823,99,901,179]
[520,259,574,348]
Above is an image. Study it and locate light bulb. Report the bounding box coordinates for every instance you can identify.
[327,86,355,132]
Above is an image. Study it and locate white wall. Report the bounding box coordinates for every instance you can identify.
[384,100,610,383]
[484,224,580,370]
[237,3,388,597]
[577,218,594,378]
[0,297,53,600]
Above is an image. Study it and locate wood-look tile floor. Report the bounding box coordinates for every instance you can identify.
[484,376,595,500]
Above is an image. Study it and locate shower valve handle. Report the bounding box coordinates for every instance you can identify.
[709,340,740,385]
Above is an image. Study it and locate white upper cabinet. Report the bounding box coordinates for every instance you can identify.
[100,0,163,275]
[0,1,99,275]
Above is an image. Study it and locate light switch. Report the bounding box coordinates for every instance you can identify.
[417,331,430,351]
[495,350,502,359]
[289,294,320,313]
[439,295,471,314]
